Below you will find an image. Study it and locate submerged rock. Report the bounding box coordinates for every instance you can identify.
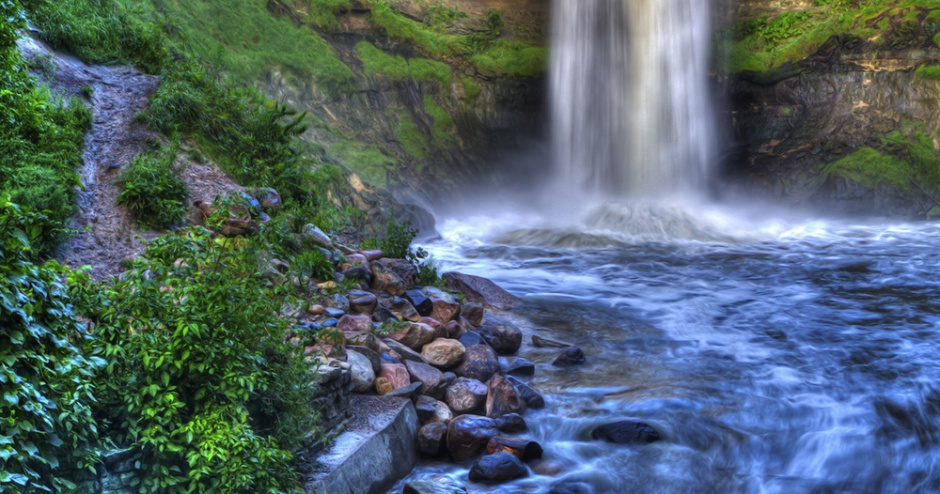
[552,346,586,366]
[591,420,661,444]
[485,436,543,461]
[507,376,545,409]
[468,452,528,482]
[447,415,500,461]
[403,476,468,494]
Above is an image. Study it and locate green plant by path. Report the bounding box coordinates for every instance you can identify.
[118,143,189,229]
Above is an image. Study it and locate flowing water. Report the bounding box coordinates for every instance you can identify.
[393,203,940,493]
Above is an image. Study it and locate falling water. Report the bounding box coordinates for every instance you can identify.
[551,0,716,197]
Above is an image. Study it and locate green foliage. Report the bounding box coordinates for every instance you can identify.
[468,40,547,77]
[377,216,416,259]
[303,0,351,29]
[395,110,430,160]
[0,198,101,493]
[823,147,912,191]
[461,75,482,103]
[915,64,940,79]
[423,95,456,145]
[355,41,453,89]
[327,139,398,189]
[117,143,189,230]
[409,246,442,287]
[292,249,335,281]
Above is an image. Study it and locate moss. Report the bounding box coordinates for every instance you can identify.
[934,32,940,48]
[422,96,456,145]
[369,0,462,57]
[823,147,913,191]
[469,41,548,77]
[355,41,409,79]
[304,0,351,29]
[461,75,482,103]
[915,64,940,79]
[327,139,398,188]
[408,58,452,89]
[395,111,431,160]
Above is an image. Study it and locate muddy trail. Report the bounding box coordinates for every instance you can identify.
[18,36,241,280]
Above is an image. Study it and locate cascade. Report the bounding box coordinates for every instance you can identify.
[550,0,716,197]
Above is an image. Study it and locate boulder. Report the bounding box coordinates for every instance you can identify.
[386,382,423,401]
[379,363,410,390]
[388,322,437,351]
[381,296,421,322]
[447,415,500,461]
[553,347,586,367]
[468,452,528,483]
[421,338,466,369]
[302,223,333,249]
[443,272,521,310]
[494,413,527,433]
[499,356,535,376]
[403,476,467,494]
[415,395,440,423]
[405,360,447,399]
[406,289,433,316]
[479,315,523,355]
[591,421,661,444]
[361,250,384,261]
[446,378,488,415]
[346,350,375,393]
[507,376,545,409]
[532,335,572,348]
[337,314,372,342]
[347,345,381,374]
[372,306,396,323]
[460,302,485,327]
[379,258,417,287]
[485,374,527,418]
[485,436,543,461]
[343,266,372,284]
[416,423,449,457]
[372,261,407,296]
[443,320,463,339]
[429,400,453,424]
[375,376,393,395]
[324,307,346,318]
[418,317,443,335]
[329,293,350,312]
[423,287,460,324]
[347,290,378,315]
[454,344,500,382]
[458,330,486,348]
[382,338,430,365]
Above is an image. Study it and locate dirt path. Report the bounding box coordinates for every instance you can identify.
[18,36,242,280]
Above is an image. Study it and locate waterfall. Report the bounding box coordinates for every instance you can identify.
[550,0,716,197]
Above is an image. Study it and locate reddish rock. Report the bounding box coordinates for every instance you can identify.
[447,415,500,461]
[417,422,448,457]
[443,320,463,339]
[405,360,447,399]
[485,374,527,418]
[379,258,418,287]
[485,436,543,461]
[423,287,460,324]
[379,363,411,390]
[461,302,485,327]
[479,314,523,355]
[337,314,372,340]
[443,272,521,310]
[361,250,384,261]
[446,377,488,415]
[454,344,500,382]
[388,322,437,351]
[372,261,406,296]
[347,289,378,315]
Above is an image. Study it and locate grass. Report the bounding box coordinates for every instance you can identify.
[822,128,940,197]
[915,64,940,79]
[423,95,456,146]
[395,110,431,161]
[823,147,912,191]
[461,75,482,103]
[355,40,454,90]
[327,139,398,188]
[470,40,547,77]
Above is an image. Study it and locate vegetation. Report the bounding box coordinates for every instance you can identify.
[423,96,456,146]
[327,139,398,189]
[117,143,189,230]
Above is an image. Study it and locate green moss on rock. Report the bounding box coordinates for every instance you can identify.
[422,96,456,146]
[823,147,913,191]
[327,139,398,188]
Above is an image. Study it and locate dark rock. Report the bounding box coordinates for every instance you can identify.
[443,320,463,339]
[548,480,594,494]
[418,317,444,336]
[532,335,572,348]
[485,374,527,418]
[388,322,437,351]
[324,307,346,318]
[406,360,447,399]
[494,413,527,433]
[381,296,420,322]
[591,421,661,444]
[406,289,433,316]
[507,376,545,409]
[416,423,449,457]
[443,272,521,310]
[404,476,467,494]
[329,293,350,312]
[446,415,500,461]
[372,261,407,296]
[445,377,488,415]
[382,338,430,365]
[423,287,460,324]
[380,258,418,287]
[347,289,378,315]
[323,317,338,328]
[343,266,372,284]
[499,356,535,376]
[458,330,486,348]
[251,187,281,212]
[479,315,523,355]
[348,345,381,374]
[372,306,395,323]
[415,395,440,423]
[552,346,586,367]
[454,344,500,382]
[385,381,423,401]
[461,302,485,326]
[468,452,528,483]
[442,372,457,388]
[485,436,543,461]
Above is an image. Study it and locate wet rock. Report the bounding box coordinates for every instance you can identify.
[416,423,449,457]
[406,360,447,399]
[361,250,384,261]
[447,415,500,461]
[423,287,460,324]
[382,338,430,365]
[403,476,468,494]
[446,378,488,415]
[485,374,527,418]
[591,421,661,444]
[552,346,586,367]
[415,395,441,423]
[343,266,372,284]
[348,345,381,374]
[347,289,378,315]
[251,187,281,212]
[430,400,453,424]
[406,289,433,316]
[443,320,463,339]
[479,315,523,355]
[329,294,350,313]
[454,344,500,382]
[302,224,332,249]
[494,413,527,433]
[532,335,572,348]
[389,322,437,351]
[499,356,535,376]
[486,436,543,461]
[379,363,410,390]
[372,261,407,296]
[422,338,466,368]
[507,376,545,409]
[381,296,421,322]
[458,330,486,348]
[443,272,521,310]
[372,305,395,323]
[346,349,375,393]
[386,381,423,400]
[548,480,594,494]
[443,372,456,388]
[323,317,338,328]
[418,317,444,335]
[461,302,485,327]
[337,314,372,341]
[324,307,346,318]
[468,452,528,483]
[380,258,417,287]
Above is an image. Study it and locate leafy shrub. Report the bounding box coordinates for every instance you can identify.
[292,249,335,281]
[378,216,416,259]
[117,143,189,229]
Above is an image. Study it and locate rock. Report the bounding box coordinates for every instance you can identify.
[374,377,393,395]
[348,345,381,374]
[416,423,449,457]
[343,266,372,284]
[447,415,500,461]
[251,187,281,212]
[423,287,460,324]
[443,272,521,310]
[361,249,384,261]
[325,307,346,318]
[307,304,326,315]
[406,289,433,316]
[454,344,500,382]
[591,421,661,444]
[485,436,543,461]
[379,363,411,390]
[382,338,430,365]
[302,224,333,249]
[479,315,523,355]
[372,306,395,323]
[322,317,338,328]
[347,290,378,315]
[468,452,528,483]
[445,378,488,415]
[507,376,545,409]
[386,382,423,400]
[381,296,421,322]
[403,476,467,494]
[485,374,527,418]
[405,360,447,399]
[552,347,586,367]
[379,258,417,287]
[337,314,372,341]
[421,338,466,369]
[499,356,535,376]
[346,350,375,393]
[430,400,453,424]
[388,322,437,351]
[548,480,594,494]
[443,320,462,339]
[442,372,456,388]
[418,317,443,335]
[494,413,527,433]
[372,261,407,296]
[347,253,369,268]
[458,330,486,348]
[415,395,440,423]
[532,335,572,348]
[461,302,484,327]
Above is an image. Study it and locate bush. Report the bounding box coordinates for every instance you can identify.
[117,143,189,229]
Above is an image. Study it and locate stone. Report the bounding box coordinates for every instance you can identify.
[421,338,466,369]
[404,476,468,494]
[337,314,372,341]
[447,415,500,461]
[346,350,375,393]
[372,261,407,296]
[423,287,460,323]
[591,421,661,444]
[302,223,333,249]
[415,395,440,423]
[251,187,281,212]
[329,294,350,312]
[348,345,381,374]
[381,296,421,322]
[379,363,411,390]
[307,304,325,315]
[386,382,423,400]
[343,266,372,284]
[372,306,395,323]
[446,378,488,415]
[494,413,527,433]
[347,253,369,269]
[485,374,527,418]
[382,338,430,365]
[379,258,418,287]
[406,289,433,316]
[375,377,393,395]
[418,317,443,335]
[485,436,543,461]
[443,372,456,388]
[430,400,453,424]
[443,272,521,310]
[532,335,572,348]
[406,360,447,399]
[416,423,449,457]
[458,330,486,348]
[347,289,378,315]
[468,452,528,483]
[443,320,462,339]
[325,307,346,318]
[388,322,437,351]
[454,344,500,382]
[479,315,523,355]
[361,249,384,261]
[499,356,535,376]
[553,346,586,366]
[323,317,338,328]
[461,302,485,326]
[507,376,545,409]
